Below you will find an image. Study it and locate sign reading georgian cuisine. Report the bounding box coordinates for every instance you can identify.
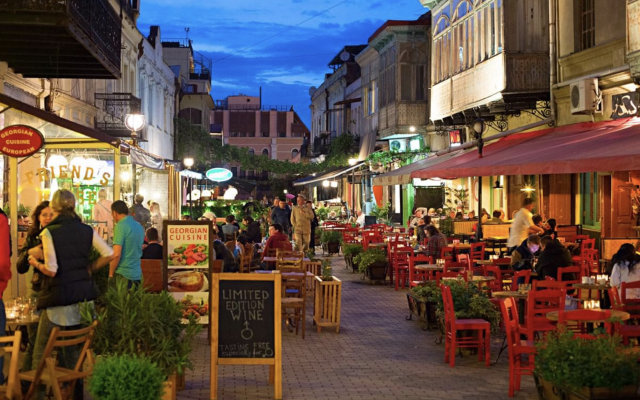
[0,125,44,157]
[206,167,233,182]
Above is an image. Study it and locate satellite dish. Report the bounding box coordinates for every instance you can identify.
[339,50,350,62]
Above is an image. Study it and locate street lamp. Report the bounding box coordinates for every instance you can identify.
[184,157,194,218]
[124,113,146,144]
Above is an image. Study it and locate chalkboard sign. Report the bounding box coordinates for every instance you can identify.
[218,279,275,358]
[211,273,282,400]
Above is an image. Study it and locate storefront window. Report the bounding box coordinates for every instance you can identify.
[580,172,599,227]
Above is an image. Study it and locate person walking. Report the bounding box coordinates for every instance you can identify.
[507,198,544,252]
[290,194,315,252]
[16,201,53,371]
[28,190,112,398]
[271,200,292,236]
[129,194,151,229]
[307,200,319,253]
[110,200,145,285]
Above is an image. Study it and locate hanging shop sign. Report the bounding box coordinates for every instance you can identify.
[449,129,462,147]
[206,168,233,183]
[610,92,639,119]
[0,125,44,157]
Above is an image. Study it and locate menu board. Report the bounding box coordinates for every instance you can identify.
[210,273,282,400]
[163,221,214,325]
[217,280,275,358]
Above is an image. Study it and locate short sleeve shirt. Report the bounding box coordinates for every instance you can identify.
[113,215,144,281]
[507,208,534,248]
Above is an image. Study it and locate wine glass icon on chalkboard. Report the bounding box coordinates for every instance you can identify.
[241,321,254,340]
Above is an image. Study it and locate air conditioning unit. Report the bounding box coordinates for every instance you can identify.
[570,78,602,114]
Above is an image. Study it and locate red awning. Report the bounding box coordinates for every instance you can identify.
[411,117,640,179]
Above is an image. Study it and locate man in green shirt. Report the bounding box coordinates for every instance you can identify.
[109,200,144,284]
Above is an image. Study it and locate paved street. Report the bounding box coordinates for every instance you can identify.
[178,256,538,400]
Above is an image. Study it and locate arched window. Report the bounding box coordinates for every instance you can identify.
[262,148,269,157]
[291,149,299,159]
[248,148,255,156]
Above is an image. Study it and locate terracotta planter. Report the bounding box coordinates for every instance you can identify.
[313,276,342,333]
[534,375,639,400]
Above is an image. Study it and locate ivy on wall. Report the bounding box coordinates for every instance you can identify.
[175,118,357,175]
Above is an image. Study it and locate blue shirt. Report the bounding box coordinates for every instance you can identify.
[113,215,144,281]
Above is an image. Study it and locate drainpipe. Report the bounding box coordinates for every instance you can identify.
[549,0,557,124]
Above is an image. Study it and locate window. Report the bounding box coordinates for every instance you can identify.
[400,64,412,101]
[248,148,255,156]
[416,65,425,101]
[575,0,595,51]
[262,148,269,157]
[291,149,299,159]
[178,108,202,125]
[580,173,599,227]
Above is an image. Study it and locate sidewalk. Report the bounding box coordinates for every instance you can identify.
[178,256,537,400]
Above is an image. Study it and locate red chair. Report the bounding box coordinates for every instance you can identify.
[510,270,532,291]
[532,279,568,291]
[557,309,613,339]
[440,246,455,262]
[362,232,384,251]
[557,266,581,285]
[342,231,358,244]
[483,265,504,292]
[469,242,486,264]
[390,247,412,291]
[523,288,565,341]
[611,285,640,345]
[456,253,470,267]
[500,298,535,397]
[408,253,432,287]
[441,284,490,367]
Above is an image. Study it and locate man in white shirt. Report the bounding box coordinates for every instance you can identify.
[507,198,544,250]
[355,210,366,228]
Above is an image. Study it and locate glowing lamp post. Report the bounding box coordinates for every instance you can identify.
[184,157,195,218]
[124,113,146,143]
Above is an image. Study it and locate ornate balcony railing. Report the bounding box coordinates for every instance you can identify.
[0,0,121,78]
[95,93,145,139]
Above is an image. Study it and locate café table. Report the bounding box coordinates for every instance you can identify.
[491,290,529,300]
[546,309,630,322]
[262,256,311,263]
[414,264,443,272]
[474,258,512,267]
[485,236,508,257]
[571,281,611,301]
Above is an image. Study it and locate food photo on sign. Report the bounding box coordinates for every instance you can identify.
[164,222,213,324]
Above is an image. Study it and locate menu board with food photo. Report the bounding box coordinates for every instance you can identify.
[163,221,214,325]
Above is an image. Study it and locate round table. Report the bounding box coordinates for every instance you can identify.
[491,290,529,299]
[546,309,630,322]
[414,264,443,272]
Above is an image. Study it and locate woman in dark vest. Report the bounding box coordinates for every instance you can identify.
[28,190,113,396]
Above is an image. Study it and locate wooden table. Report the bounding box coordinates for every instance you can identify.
[262,257,311,263]
[471,275,496,283]
[414,264,443,272]
[572,282,610,291]
[491,290,529,299]
[474,258,512,266]
[485,236,508,256]
[546,309,630,322]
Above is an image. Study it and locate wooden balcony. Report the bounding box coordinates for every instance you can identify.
[0,0,121,79]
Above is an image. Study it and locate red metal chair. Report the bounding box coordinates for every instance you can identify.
[441,284,490,367]
[523,287,565,341]
[408,253,433,287]
[456,253,470,267]
[440,246,455,262]
[510,270,532,291]
[390,247,412,291]
[499,298,535,397]
[341,231,359,244]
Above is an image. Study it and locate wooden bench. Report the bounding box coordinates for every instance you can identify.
[481,224,510,239]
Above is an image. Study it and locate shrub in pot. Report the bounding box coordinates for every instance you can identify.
[407,282,440,329]
[342,243,363,272]
[534,329,640,399]
[354,247,387,280]
[82,277,201,381]
[89,354,165,400]
[320,229,342,254]
[434,279,501,334]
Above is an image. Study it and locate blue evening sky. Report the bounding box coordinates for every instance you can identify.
[137,0,427,127]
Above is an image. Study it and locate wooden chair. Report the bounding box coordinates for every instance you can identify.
[441,284,490,367]
[510,270,532,291]
[557,265,581,285]
[499,298,535,397]
[557,309,613,339]
[21,321,98,400]
[610,286,640,345]
[281,273,307,339]
[469,242,485,265]
[0,330,22,400]
[276,250,304,273]
[522,288,565,341]
[408,253,433,286]
[241,243,255,272]
[140,259,163,292]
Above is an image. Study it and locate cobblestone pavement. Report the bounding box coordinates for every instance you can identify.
[178,255,538,400]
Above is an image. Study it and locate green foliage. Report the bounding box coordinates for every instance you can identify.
[320,229,341,244]
[435,279,501,333]
[321,259,333,281]
[88,354,165,400]
[366,146,429,167]
[370,203,391,224]
[410,281,440,303]
[444,186,469,214]
[315,207,329,222]
[535,330,640,391]
[439,217,454,236]
[4,203,31,217]
[82,277,201,377]
[341,243,363,257]
[354,247,387,273]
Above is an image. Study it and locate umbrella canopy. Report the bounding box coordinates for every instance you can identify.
[285,193,295,199]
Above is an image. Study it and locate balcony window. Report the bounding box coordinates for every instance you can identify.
[575,0,595,52]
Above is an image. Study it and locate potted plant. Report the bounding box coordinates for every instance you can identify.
[314,259,342,333]
[342,243,363,272]
[82,278,201,400]
[370,202,391,225]
[534,330,640,400]
[88,354,165,400]
[321,229,342,255]
[407,282,440,330]
[354,247,388,281]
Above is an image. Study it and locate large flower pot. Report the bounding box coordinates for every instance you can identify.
[313,276,342,333]
[162,374,177,400]
[406,293,437,330]
[365,261,387,282]
[534,375,639,400]
[326,241,340,255]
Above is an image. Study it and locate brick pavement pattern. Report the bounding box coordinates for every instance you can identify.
[178,256,538,400]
